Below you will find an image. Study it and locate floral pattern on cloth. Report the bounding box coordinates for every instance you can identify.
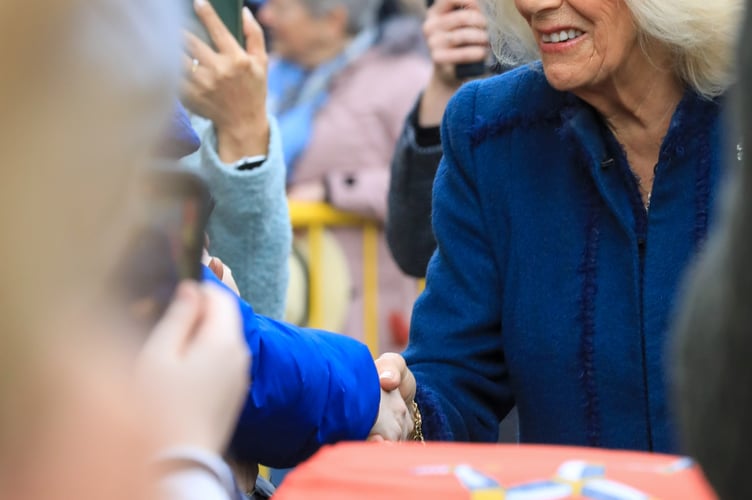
[416,458,695,499]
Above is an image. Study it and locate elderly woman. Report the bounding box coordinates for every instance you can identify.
[375,0,742,453]
[258,0,430,351]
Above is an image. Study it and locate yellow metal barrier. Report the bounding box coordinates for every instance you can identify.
[288,200,381,357]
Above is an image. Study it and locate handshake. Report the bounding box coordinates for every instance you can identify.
[139,259,424,469]
[369,353,421,443]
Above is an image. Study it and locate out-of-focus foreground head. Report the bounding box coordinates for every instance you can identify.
[672,1,752,498]
[0,0,183,498]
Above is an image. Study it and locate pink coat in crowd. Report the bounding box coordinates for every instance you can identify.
[290,43,431,353]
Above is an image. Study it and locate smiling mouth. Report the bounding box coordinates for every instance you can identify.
[541,29,584,44]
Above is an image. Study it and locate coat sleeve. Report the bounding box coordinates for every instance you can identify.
[182,115,291,319]
[200,268,381,468]
[402,82,515,442]
[386,96,443,278]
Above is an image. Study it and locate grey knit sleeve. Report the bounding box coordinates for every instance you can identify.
[182,116,291,319]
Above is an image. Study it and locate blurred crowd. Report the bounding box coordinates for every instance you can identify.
[1,0,751,498]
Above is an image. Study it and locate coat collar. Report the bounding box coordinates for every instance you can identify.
[558,89,721,241]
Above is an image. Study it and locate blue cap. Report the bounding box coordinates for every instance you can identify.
[157,100,201,159]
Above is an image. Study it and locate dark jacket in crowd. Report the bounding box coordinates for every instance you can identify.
[386,63,513,278]
[386,98,443,278]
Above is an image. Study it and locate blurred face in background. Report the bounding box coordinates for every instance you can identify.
[258,0,348,68]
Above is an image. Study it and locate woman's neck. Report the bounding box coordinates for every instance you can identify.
[576,46,684,197]
[585,75,682,147]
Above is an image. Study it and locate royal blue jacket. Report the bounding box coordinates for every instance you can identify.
[404,64,725,453]
[202,268,380,468]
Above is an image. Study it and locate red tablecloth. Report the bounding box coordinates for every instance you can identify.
[274,442,716,499]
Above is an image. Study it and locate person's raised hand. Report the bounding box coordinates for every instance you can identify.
[136,281,250,454]
[424,0,489,85]
[419,0,490,126]
[183,0,269,163]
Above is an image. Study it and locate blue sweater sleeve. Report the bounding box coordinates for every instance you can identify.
[201,267,381,468]
[402,82,515,442]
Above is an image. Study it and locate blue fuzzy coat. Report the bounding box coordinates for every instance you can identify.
[404,63,725,453]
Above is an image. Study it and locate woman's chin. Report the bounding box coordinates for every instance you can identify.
[542,65,587,93]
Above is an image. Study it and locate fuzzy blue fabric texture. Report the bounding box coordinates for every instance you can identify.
[201,266,380,468]
[404,63,725,454]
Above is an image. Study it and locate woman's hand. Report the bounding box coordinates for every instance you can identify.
[183,0,269,163]
[136,281,250,454]
[376,352,417,402]
[369,353,418,441]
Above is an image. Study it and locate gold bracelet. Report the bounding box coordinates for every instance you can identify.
[409,400,425,443]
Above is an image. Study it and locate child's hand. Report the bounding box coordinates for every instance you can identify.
[368,388,414,442]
